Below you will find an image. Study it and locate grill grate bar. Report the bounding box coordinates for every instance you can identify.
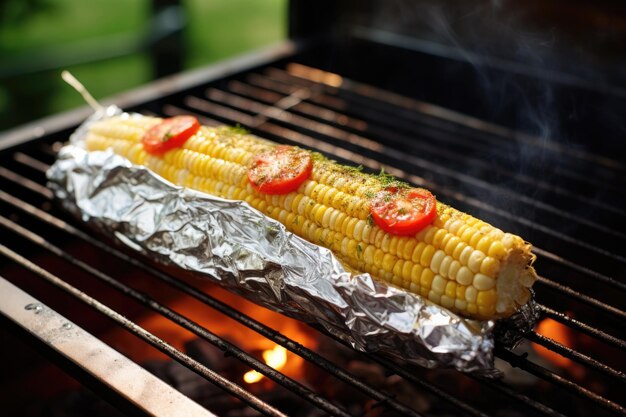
[362,355,491,417]
[525,332,626,382]
[14,152,51,173]
[209,85,626,243]
[537,277,626,321]
[0,215,353,417]
[264,66,626,202]
[0,176,544,417]
[2,54,623,416]
[468,375,568,417]
[41,96,626,326]
[0,243,287,417]
[496,348,625,415]
[162,104,223,127]
[258,68,626,215]
[351,339,559,417]
[16,148,564,416]
[200,88,626,268]
[11,143,626,366]
[537,304,626,350]
[0,276,219,417]
[216,84,626,274]
[6,177,588,416]
[231,77,626,221]
[178,96,626,315]
[552,166,626,194]
[3,154,616,416]
[1,155,571,417]
[282,63,626,174]
[0,166,53,199]
[532,247,626,294]
[0,175,425,416]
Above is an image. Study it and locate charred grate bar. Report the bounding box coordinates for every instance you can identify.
[1,54,625,417]
[0,184,420,417]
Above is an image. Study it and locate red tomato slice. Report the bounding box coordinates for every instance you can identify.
[248,146,313,194]
[370,187,437,235]
[142,116,200,155]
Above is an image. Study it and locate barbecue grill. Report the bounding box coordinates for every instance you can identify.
[1,1,625,416]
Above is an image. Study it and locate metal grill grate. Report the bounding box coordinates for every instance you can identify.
[1,57,624,417]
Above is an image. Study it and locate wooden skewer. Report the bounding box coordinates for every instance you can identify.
[61,70,103,112]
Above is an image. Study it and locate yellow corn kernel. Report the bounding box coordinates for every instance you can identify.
[440,295,455,309]
[410,264,423,284]
[460,226,475,244]
[465,286,478,303]
[478,305,495,318]
[488,241,507,259]
[411,242,426,263]
[452,241,467,260]
[439,233,453,251]
[431,274,447,295]
[430,249,446,273]
[476,236,492,254]
[356,243,371,262]
[477,289,497,308]
[439,255,453,278]
[420,268,434,289]
[445,281,456,299]
[502,233,519,248]
[420,245,436,267]
[473,273,496,291]
[419,226,434,245]
[468,250,486,273]
[448,260,461,280]
[456,285,466,301]
[392,259,404,278]
[444,236,461,256]
[382,253,395,272]
[456,266,474,286]
[468,232,484,247]
[480,256,500,277]
[403,239,417,260]
[404,261,416,281]
[458,246,474,265]
[448,219,464,234]
[428,291,441,305]
[388,236,400,254]
[432,228,447,248]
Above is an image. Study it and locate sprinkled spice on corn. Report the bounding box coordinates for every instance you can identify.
[84,115,537,320]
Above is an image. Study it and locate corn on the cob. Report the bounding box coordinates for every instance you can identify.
[84,115,537,320]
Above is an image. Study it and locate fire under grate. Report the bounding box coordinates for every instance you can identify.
[1,57,625,417]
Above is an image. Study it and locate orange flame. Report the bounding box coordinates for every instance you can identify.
[243,345,288,384]
[534,318,574,368]
[533,317,585,379]
[101,282,315,383]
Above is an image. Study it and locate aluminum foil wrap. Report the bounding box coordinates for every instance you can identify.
[47,106,506,374]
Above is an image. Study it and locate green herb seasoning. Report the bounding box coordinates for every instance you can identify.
[227,124,249,135]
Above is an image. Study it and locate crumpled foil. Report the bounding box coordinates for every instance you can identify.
[46,106,521,374]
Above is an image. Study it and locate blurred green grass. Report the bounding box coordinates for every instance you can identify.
[0,0,286,132]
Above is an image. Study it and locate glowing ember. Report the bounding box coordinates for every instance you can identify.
[243,345,288,384]
[533,318,574,369]
[288,63,343,87]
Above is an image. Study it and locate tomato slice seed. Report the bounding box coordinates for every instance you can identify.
[142,116,200,155]
[370,187,437,236]
[248,146,313,195]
